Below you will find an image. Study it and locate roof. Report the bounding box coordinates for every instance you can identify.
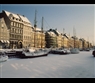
[47,32,56,37]
[47,29,61,36]
[55,29,61,35]
[18,14,31,23]
[4,10,19,19]
[36,27,41,31]
[3,10,31,24]
[63,33,69,39]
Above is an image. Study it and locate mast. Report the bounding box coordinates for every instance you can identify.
[63,28,65,48]
[34,10,37,48]
[41,17,44,48]
[73,26,76,48]
[88,37,89,48]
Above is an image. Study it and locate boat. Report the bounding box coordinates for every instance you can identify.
[4,48,23,58]
[92,50,95,57]
[0,51,8,62]
[70,48,79,54]
[18,48,51,58]
[50,48,68,55]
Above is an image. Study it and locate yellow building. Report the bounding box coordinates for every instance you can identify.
[79,38,83,50]
[0,10,34,48]
[67,36,74,48]
[0,17,10,48]
[34,27,46,48]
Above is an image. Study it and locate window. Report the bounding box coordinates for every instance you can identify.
[18,23,20,27]
[13,17,15,20]
[11,22,13,26]
[14,22,15,26]
[17,23,18,27]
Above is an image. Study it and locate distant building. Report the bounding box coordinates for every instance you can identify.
[45,29,56,48]
[62,33,69,48]
[0,17,10,48]
[79,38,83,50]
[33,27,46,48]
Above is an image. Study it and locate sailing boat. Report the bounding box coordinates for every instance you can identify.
[19,11,51,58]
[70,27,79,54]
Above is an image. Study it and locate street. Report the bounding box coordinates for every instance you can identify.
[0,50,95,78]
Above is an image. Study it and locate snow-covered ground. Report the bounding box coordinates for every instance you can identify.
[0,50,95,78]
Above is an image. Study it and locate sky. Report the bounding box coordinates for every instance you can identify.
[0,4,95,44]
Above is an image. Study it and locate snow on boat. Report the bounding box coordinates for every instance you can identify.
[0,51,8,62]
[70,48,79,54]
[50,48,68,55]
[19,48,51,58]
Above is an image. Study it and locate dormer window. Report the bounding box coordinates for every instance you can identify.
[13,17,15,20]
[16,18,18,20]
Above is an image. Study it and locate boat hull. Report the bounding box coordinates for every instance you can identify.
[19,52,48,58]
[50,50,68,55]
[0,55,8,62]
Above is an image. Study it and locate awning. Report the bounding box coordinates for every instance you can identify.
[0,40,4,43]
[3,40,6,43]
[7,40,10,43]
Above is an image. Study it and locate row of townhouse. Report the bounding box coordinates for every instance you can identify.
[0,10,93,49]
[45,28,92,49]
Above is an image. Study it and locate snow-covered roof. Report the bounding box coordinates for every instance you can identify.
[3,10,31,24]
[32,27,42,32]
[36,27,41,31]
[4,10,20,19]
[55,29,61,35]
[47,32,56,36]
[18,14,31,23]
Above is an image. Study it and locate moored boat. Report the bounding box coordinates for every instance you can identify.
[70,48,79,54]
[18,48,51,58]
[50,48,68,55]
[0,51,8,62]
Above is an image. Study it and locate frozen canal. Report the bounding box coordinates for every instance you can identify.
[0,50,95,78]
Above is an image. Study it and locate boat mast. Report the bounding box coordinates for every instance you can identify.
[63,28,65,48]
[34,10,37,48]
[41,16,44,48]
[88,37,89,48]
[73,26,76,48]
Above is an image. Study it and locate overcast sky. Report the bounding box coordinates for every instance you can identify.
[0,4,94,44]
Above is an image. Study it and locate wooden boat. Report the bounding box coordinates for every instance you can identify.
[70,48,79,54]
[18,48,51,58]
[50,48,68,55]
[4,49,23,58]
[0,51,8,62]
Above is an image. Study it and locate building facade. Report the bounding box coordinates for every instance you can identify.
[45,29,57,48]
[0,17,10,49]
[0,10,34,48]
[33,27,46,48]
